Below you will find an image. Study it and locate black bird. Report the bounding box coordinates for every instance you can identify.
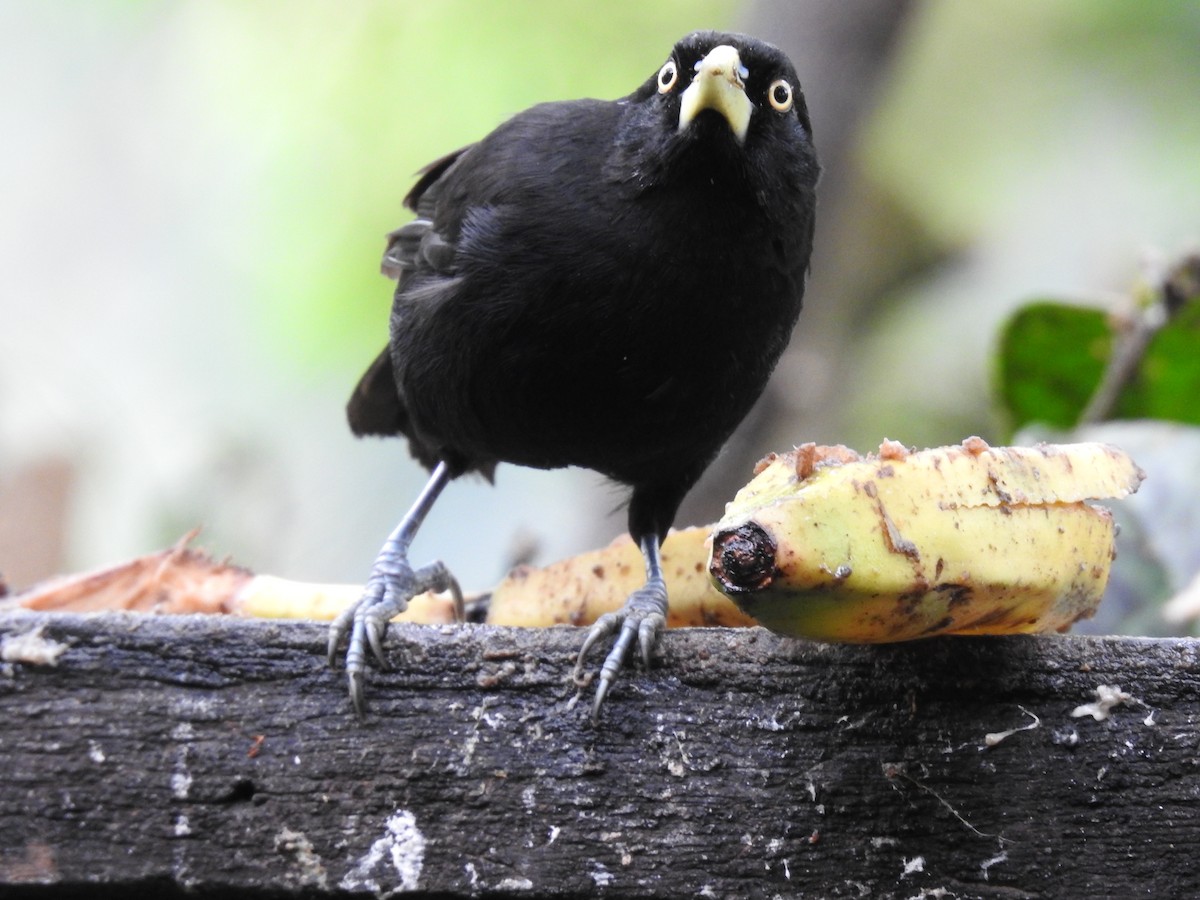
[330,30,818,716]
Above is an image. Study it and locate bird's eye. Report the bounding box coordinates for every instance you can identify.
[657,60,678,93]
[768,79,794,113]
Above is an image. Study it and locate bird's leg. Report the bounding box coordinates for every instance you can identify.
[328,460,462,714]
[574,532,668,720]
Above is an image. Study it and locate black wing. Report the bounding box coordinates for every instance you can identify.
[346,145,473,439]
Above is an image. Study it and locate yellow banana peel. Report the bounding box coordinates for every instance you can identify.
[71,438,1132,642]
[487,526,755,628]
[238,576,459,625]
[9,534,461,624]
[709,437,1144,641]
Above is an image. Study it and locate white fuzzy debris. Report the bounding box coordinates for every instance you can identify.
[984,706,1041,747]
[980,850,1008,880]
[174,814,191,837]
[589,863,614,888]
[496,877,534,890]
[170,770,192,800]
[1071,685,1136,721]
[901,856,926,877]
[170,722,192,809]
[339,809,426,893]
[274,827,328,889]
[1,626,68,666]
[88,741,106,764]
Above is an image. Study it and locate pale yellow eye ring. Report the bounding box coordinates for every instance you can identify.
[657,60,678,93]
[768,79,794,112]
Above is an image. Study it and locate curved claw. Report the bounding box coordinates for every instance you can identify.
[446,575,465,623]
[327,618,348,669]
[637,612,664,668]
[348,668,366,717]
[575,577,668,721]
[328,579,381,669]
[365,608,391,669]
[574,612,621,684]
[592,616,641,720]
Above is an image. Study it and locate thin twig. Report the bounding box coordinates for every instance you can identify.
[1078,253,1200,425]
[1078,303,1165,425]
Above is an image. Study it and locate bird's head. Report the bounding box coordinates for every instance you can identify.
[614,31,816,193]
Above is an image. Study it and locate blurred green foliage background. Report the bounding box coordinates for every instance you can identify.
[2,1,1198,631]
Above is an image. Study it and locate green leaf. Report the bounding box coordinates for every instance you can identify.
[996,301,1111,432]
[996,294,1200,434]
[1116,298,1200,423]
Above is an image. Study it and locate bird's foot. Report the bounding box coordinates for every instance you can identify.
[327,547,462,715]
[574,578,668,721]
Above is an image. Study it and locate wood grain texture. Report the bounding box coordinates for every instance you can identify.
[2,611,1198,899]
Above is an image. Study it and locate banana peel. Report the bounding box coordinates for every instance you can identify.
[10,531,459,625]
[709,437,1144,641]
[29,439,1138,643]
[237,577,458,625]
[487,526,755,628]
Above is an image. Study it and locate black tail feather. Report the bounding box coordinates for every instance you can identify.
[347,348,407,438]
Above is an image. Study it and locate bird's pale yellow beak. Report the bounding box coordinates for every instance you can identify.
[678,45,753,143]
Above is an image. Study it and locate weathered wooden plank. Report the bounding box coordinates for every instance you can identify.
[1,611,1198,899]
